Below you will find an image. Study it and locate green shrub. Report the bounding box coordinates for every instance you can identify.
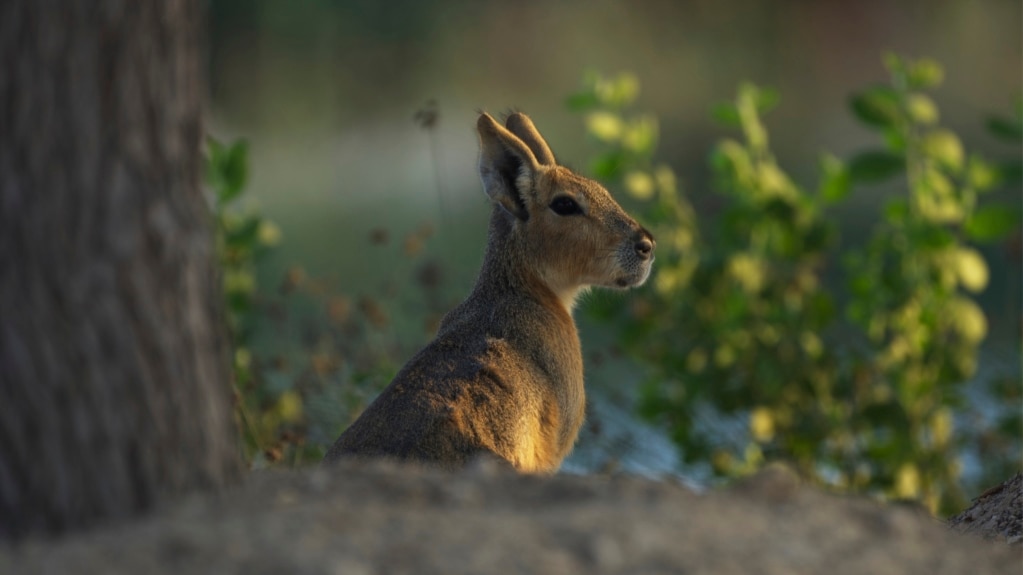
[206,137,303,463]
[568,55,1020,515]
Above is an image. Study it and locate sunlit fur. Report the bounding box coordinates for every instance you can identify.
[323,112,654,473]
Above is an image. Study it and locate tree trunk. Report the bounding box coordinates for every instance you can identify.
[0,1,241,538]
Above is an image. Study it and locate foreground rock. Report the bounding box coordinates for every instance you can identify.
[949,472,1022,545]
[2,460,1017,574]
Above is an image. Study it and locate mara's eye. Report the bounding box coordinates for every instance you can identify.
[549,196,583,216]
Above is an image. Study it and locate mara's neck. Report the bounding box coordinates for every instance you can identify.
[471,209,577,324]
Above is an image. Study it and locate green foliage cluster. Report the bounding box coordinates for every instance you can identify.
[568,56,1021,515]
[207,138,299,462]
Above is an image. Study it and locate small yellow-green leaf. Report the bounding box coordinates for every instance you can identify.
[952,247,989,293]
[907,58,944,89]
[687,348,708,373]
[750,407,775,442]
[929,408,954,448]
[728,253,766,293]
[258,220,282,246]
[922,129,964,172]
[895,463,921,499]
[755,87,780,114]
[655,270,679,295]
[714,344,737,368]
[223,269,256,295]
[622,115,658,154]
[801,332,823,358]
[906,93,939,125]
[653,165,677,196]
[966,156,1000,191]
[915,170,963,223]
[737,84,768,151]
[276,391,304,423]
[818,153,850,203]
[596,73,640,107]
[758,163,795,198]
[624,171,656,200]
[712,140,753,178]
[947,296,987,343]
[235,347,252,370]
[585,111,624,142]
[882,52,905,77]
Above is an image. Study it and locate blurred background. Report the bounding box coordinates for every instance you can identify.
[204,0,1022,509]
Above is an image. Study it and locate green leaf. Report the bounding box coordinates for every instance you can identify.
[906,94,939,125]
[907,59,944,90]
[884,198,909,224]
[762,197,797,223]
[908,224,954,249]
[205,137,226,189]
[881,127,907,152]
[986,115,1023,142]
[882,52,906,78]
[966,156,1001,191]
[226,217,261,248]
[596,73,640,107]
[921,129,964,173]
[848,150,904,183]
[622,116,658,155]
[712,103,741,127]
[565,91,600,111]
[849,87,900,130]
[999,159,1022,185]
[226,141,249,182]
[216,140,249,204]
[818,154,851,203]
[586,111,624,142]
[755,87,780,114]
[710,140,751,177]
[963,205,1021,243]
[590,151,626,180]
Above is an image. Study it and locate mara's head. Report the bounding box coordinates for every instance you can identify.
[477,112,655,306]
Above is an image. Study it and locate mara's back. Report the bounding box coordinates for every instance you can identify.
[323,112,654,473]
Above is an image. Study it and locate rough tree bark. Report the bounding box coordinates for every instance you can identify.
[0,1,241,538]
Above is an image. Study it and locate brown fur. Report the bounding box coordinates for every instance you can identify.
[323,112,655,473]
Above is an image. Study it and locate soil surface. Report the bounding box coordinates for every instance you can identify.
[2,460,1019,574]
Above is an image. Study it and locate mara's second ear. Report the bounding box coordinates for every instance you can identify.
[505,113,556,166]
[477,113,540,221]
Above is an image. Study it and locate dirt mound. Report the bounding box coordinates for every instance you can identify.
[2,460,1017,574]
[949,472,1022,545]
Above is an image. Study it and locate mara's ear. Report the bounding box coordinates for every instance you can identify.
[505,113,556,166]
[477,113,541,221]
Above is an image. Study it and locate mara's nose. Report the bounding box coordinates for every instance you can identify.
[634,235,655,261]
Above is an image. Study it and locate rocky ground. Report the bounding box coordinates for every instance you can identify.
[2,460,1019,574]
[950,472,1022,546]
